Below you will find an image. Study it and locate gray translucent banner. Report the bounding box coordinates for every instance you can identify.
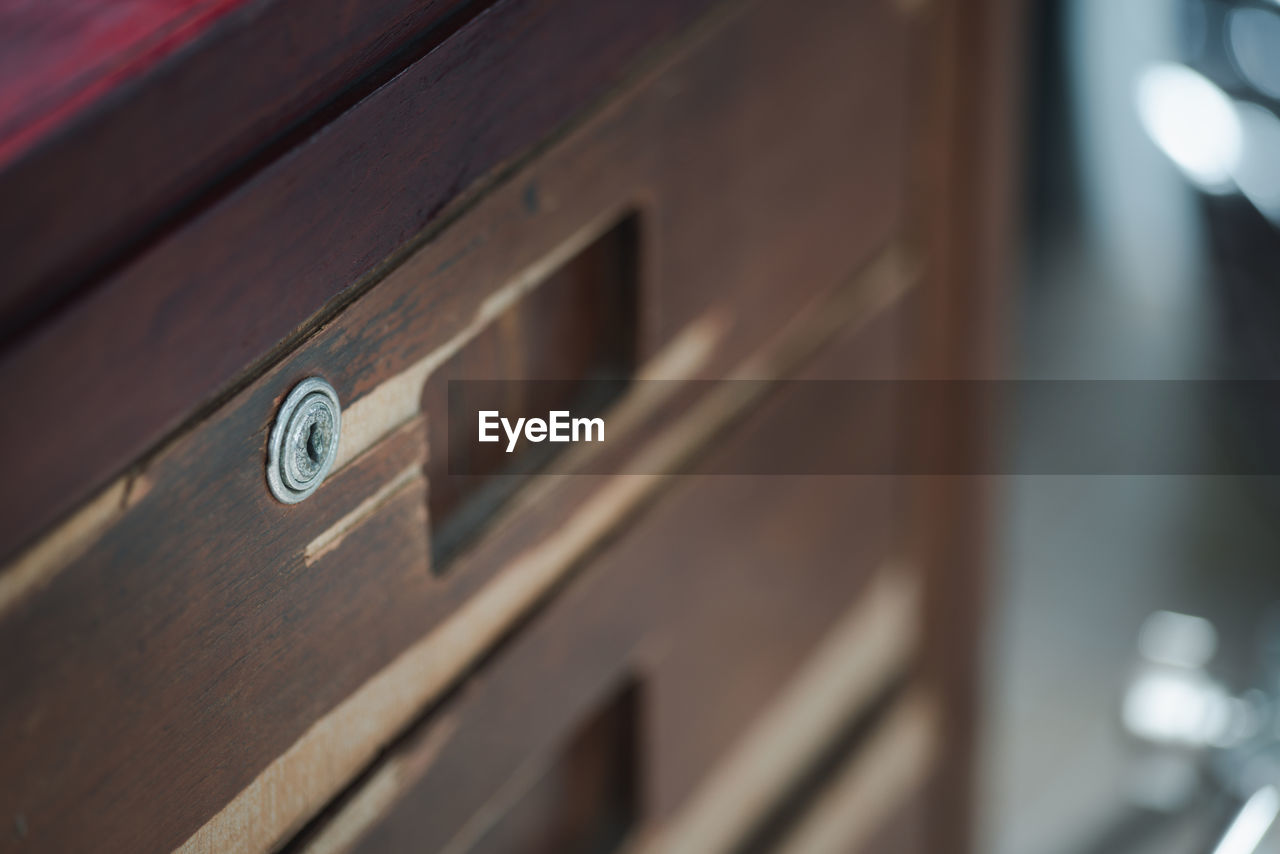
[441,380,1280,475]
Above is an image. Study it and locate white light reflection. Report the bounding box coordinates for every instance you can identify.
[1135,63,1242,193]
[1233,101,1280,224]
[1138,610,1217,668]
[1212,785,1280,854]
[1122,668,1233,746]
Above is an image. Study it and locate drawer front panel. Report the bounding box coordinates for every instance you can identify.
[290,309,914,854]
[0,0,911,851]
[0,0,727,568]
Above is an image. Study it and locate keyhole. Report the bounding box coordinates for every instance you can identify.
[306,421,327,465]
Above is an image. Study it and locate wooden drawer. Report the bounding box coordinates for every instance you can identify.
[286,308,917,854]
[0,0,913,851]
[0,0,909,570]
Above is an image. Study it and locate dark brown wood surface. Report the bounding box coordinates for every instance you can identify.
[0,0,727,568]
[286,309,906,854]
[0,0,474,337]
[0,0,909,849]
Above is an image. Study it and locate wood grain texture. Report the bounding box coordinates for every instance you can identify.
[181,248,911,854]
[2,415,432,853]
[0,0,729,564]
[0,0,477,338]
[0,0,910,848]
[0,470,149,619]
[287,315,911,853]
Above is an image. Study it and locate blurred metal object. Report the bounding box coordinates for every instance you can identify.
[1125,611,1258,750]
[1123,611,1280,853]
[1134,63,1241,193]
[1212,785,1279,854]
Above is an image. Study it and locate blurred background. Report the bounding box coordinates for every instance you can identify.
[983,1,1280,852]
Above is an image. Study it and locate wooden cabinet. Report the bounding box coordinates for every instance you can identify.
[0,0,1016,851]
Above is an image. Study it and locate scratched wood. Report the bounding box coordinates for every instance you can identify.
[286,309,912,854]
[182,243,913,854]
[0,0,731,564]
[0,0,911,849]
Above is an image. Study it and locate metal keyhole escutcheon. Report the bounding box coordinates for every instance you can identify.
[267,377,342,504]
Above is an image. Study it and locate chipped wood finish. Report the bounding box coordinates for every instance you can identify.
[183,247,912,854]
[0,471,150,619]
[0,0,912,849]
[285,305,911,852]
[0,0,743,562]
